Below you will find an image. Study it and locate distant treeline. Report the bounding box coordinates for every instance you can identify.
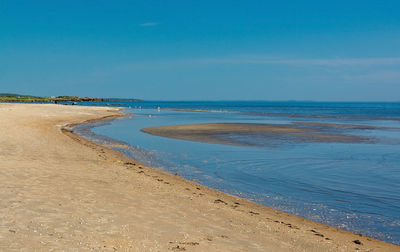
[0,94,141,103]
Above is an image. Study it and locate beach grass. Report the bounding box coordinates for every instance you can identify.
[0,94,103,102]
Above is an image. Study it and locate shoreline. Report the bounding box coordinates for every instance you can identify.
[0,103,398,251]
[68,108,399,248]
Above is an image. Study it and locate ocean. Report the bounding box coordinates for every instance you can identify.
[73,101,400,245]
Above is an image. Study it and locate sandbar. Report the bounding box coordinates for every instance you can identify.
[141,123,369,146]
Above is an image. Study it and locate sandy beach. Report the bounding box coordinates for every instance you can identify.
[0,103,398,251]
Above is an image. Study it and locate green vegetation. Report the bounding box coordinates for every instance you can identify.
[52,96,104,102]
[0,94,142,103]
[0,94,104,102]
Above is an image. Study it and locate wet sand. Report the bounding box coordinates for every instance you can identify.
[141,123,369,146]
[0,103,398,251]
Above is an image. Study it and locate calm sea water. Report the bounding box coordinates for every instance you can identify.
[73,101,400,244]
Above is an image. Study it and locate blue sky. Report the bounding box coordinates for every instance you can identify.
[1,1,399,101]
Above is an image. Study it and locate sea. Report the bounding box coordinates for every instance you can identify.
[71,101,400,245]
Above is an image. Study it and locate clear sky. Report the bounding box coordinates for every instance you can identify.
[1,0,399,101]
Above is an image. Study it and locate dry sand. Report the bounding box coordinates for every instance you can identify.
[0,103,398,251]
